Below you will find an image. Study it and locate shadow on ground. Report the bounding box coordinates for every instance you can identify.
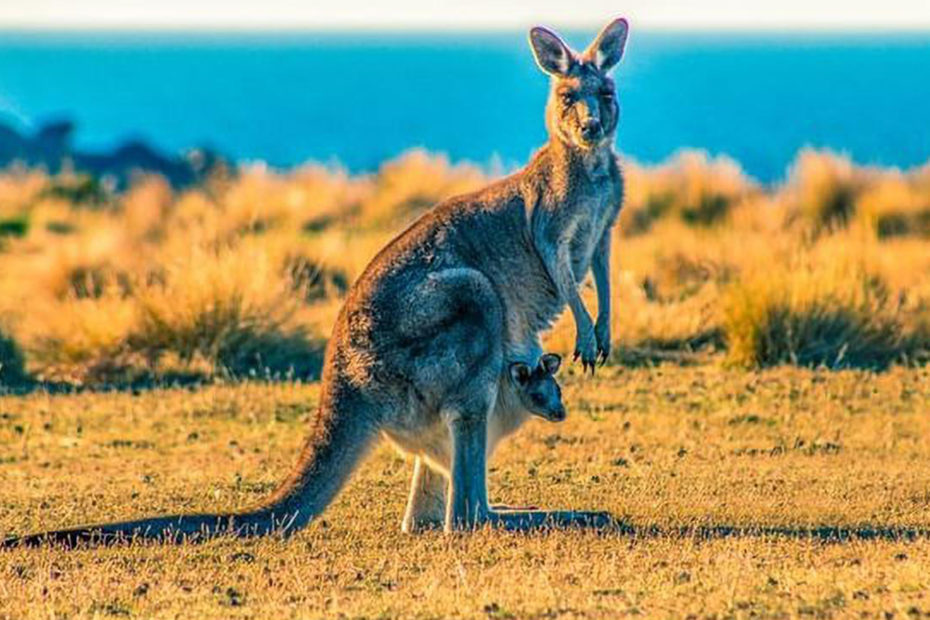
[606,519,930,542]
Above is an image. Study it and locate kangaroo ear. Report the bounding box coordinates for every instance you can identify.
[585,17,629,72]
[539,353,562,375]
[529,26,575,77]
[509,362,532,385]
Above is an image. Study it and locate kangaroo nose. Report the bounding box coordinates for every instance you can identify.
[581,120,602,141]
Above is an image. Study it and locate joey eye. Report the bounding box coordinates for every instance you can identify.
[601,90,615,101]
[559,92,575,106]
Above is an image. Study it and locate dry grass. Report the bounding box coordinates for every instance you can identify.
[2,367,930,617]
[0,148,928,385]
[1,148,930,615]
[856,166,930,239]
[780,148,869,234]
[723,244,922,370]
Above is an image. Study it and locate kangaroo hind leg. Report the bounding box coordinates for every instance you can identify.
[444,381,497,531]
[443,361,613,532]
[402,457,447,533]
[446,402,612,532]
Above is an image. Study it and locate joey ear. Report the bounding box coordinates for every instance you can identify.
[509,362,532,385]
[585,17,629,72]
[539,353,561,375]
[529,26,575,76]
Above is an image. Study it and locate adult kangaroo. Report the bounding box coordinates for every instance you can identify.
[4,18,629,547]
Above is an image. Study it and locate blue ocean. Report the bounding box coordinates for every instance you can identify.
[1,30,929,182]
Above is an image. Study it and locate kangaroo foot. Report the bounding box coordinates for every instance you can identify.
[446,509,614,532]
[402,514,446,533]
[487,509,614,531]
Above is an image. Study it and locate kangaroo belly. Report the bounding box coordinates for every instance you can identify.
[382,421,453,476]
[381,380,531,478]
[487,396,531,453]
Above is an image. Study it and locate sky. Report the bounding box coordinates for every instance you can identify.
[2,0,930,30]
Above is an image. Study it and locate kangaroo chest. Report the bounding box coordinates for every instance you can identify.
[562,182,620,281]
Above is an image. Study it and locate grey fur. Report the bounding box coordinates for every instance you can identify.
[3,18,628,547]
[508,353,565,422]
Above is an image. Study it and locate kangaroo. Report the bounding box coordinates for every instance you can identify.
[3,18,629,547]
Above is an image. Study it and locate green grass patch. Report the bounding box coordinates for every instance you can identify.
[0,215,29,239]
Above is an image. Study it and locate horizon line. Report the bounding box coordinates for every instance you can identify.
[2,22,930,34]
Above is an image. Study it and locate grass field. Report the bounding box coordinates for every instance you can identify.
[3,364,930,618]
[1,146,929,617]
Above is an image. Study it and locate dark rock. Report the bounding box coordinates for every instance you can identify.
[0,118,230,189]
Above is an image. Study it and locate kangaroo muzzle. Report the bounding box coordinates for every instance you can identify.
[581,119,603,142]
[576,99,603,145]
[533,404,566,423]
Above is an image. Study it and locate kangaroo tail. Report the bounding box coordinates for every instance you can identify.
[3,378,379,548]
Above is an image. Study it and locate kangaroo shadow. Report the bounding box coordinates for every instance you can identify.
[602,519,930,542]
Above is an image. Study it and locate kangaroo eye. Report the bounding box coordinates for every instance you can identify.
[601,90,614,100]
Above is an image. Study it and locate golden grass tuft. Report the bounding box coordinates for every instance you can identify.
[855,169,930,239]
[18,241,326,386]
[781,148,871,234]
[621,149,755,234]
[723,254,919,369]
[358,149,486,228]
[130,241,323,380]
